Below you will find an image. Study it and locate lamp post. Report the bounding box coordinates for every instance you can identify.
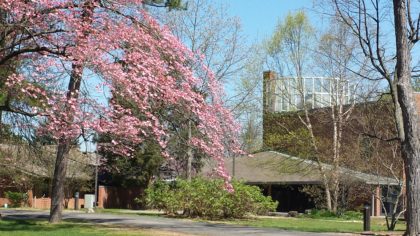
[74,192,79,210]
[232,154,236,177]
[94,152,99,207]
[363,202,371,232]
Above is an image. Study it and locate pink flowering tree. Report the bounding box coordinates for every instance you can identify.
[0,0,241,223]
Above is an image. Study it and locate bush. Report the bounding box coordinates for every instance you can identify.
[5,191,27,208]
[306,209,362,220]
[143,181,179,215]
[340,210,363,220]
[309,209,337,218]
[145,178,277,219]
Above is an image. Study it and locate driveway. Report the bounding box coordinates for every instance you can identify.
[1,209,356,236]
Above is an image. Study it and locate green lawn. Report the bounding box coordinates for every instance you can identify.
[82,208,407,234]
[0,219,189,236]
[214,216,406,233]
[0,208,405,235]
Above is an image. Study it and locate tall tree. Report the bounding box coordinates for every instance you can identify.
[1,0,241,223]
[150,0,249,179]
[153,0,248,84]
[265,11,361,212]
[328,0,420,234]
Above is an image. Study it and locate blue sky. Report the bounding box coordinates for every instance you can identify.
[214,0,315,43]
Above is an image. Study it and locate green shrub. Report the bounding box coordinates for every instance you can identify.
[309,209,337,218]
[306,209,362,220]
[341,210,363,220]
[5,191,27,208]
[145,178,277,219]
[144,181,179,215]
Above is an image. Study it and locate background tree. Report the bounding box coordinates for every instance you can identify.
[355,100,405,230]
[149,0,249,179]
[99,138,163,189]
[230,46,266,153]
[326,0,420,234]
[153,0,248,84]
[264,11,363,213]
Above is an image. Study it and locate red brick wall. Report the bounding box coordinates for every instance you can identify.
[0,198,10,207]
[32,198,86,209]
[32,197,51,209]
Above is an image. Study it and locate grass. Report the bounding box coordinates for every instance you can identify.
[0,208,406,234]
[78,208,407,234]
[0,219,190,236]
[208,216,406,233]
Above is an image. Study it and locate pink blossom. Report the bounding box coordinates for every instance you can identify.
[2,0,243,190]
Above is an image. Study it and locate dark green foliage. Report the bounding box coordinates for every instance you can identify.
[145,178,278,219]
[99,138,164,188]
[5,191,27,207]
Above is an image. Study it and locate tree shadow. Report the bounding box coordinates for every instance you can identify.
[0,218,94,233]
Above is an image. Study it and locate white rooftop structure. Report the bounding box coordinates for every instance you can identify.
[264,71,356,112]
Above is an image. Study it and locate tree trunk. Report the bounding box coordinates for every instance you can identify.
[303,108,333,211]
[48,1,94,223]
[323,176,333,211]
[49,64,82,223]
[0,109,3,138]
[404,155,420,235]
[393,1,420,235]
[49,139,71,223]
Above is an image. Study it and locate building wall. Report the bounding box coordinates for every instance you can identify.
[263,99,401,175]
[263,70,420,176]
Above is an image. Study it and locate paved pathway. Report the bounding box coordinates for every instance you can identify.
[1,209,356,236]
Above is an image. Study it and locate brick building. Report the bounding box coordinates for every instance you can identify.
[261,70,420,214]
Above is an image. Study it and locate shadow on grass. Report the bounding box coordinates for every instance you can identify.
[0,218,90,233]
[0,218,154,235]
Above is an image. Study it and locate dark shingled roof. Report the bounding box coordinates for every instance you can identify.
[202,151,399,186]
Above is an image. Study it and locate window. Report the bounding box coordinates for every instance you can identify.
[314,78,322,92]
[314,94,322,108]
[282,96,289,111]
[305,78,313,94]
[321,94,330,106]
[322,79,331,93]
[295,94,304,109]
[305,93,313,109]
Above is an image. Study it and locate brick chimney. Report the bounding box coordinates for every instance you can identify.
[263,71,277,113]
[415,92,420,115]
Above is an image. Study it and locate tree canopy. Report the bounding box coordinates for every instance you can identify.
[0,0,242,221]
